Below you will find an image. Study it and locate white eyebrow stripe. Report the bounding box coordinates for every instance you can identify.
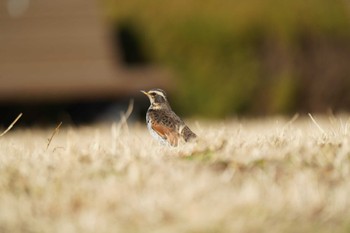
[150,90,166,99]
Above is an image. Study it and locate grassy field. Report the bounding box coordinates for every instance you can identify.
[1,115,350,232]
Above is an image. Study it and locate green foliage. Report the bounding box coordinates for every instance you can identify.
[105,0,350,117]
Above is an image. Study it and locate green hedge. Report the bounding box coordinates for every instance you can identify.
[104,0,350,117]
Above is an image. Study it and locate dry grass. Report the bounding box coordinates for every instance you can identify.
[1,115,350,232]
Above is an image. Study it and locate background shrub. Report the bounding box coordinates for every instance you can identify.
[105,0,350,117]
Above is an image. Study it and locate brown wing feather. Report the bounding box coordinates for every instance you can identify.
[151,122,179,146]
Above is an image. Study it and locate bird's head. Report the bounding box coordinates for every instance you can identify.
[141,89,170,109]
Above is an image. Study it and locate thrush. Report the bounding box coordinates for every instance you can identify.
[141,88,197,146]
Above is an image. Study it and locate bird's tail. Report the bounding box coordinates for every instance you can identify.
[181,126,197,142]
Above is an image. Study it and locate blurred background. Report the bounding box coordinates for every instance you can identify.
[1,0,350,125]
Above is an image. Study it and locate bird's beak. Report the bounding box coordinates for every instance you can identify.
[141,90,150,97]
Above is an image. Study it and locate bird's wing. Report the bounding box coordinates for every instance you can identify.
[151,122,179,146]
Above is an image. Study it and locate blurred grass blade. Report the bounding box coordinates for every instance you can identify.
[0,113,22,137]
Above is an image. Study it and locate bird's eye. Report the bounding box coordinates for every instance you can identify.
[150,93,156,96]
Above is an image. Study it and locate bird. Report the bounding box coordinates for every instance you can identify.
[141,88,197,146]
